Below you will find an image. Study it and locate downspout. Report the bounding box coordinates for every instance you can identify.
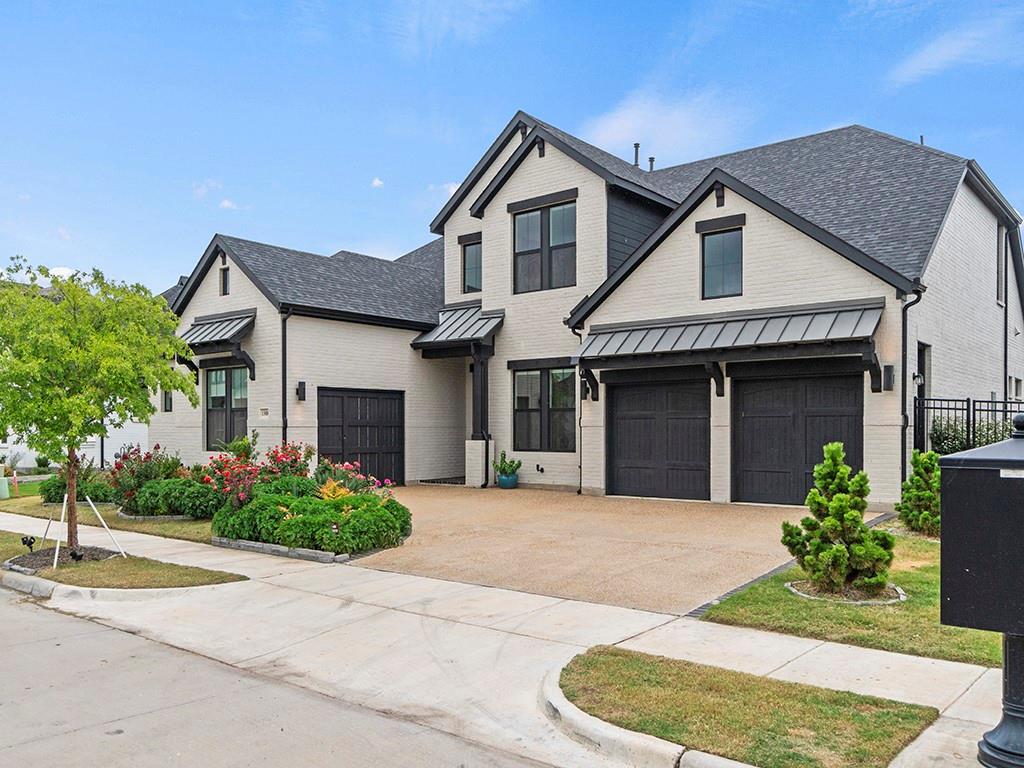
[900,286,925,483]
[572,327,584,495]
[281,308,292,442]
[1004,242,1010,400]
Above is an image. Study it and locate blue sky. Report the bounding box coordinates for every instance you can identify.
[2,0,1022,293]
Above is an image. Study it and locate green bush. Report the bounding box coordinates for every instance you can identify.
[131,478,225,519]
[35,455,51,469]
[211,492,410,554]
[781,442,895,594]
[39,474,115,503]
[896,449,941,536]
[252,475,319,499]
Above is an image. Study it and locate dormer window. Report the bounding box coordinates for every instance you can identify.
[459,233,482,294]
[219,266,230,296]
[512,199,576,294]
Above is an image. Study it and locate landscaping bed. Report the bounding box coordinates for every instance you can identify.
[0,530,244,589]
[561,646,937,768]
[704,533,1001,667]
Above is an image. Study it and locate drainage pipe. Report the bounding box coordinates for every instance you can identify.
[572,327,584,495]
[900,287,925,483]
[280,308,292,442]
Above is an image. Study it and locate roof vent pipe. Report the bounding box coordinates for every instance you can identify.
[920,135,925,145]
[633,143,640,167]
[649,156,655,171]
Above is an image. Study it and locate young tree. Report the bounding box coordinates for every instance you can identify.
[895,449,941,536]
[0,258,197,549]
[781,442,895,594]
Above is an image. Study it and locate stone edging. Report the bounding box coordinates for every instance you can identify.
[117,510,193,522]
[539,665,753,768]
[211,536,350,564]
[784,580,908,606]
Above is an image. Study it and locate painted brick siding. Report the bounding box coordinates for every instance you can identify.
[284,316,465,482]
[148,255,281,466]
[444,142,608,487]
[583,185,905,505]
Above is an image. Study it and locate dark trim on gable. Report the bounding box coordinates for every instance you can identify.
[457,232,482,245]
[283,303,435,332]
[171,236,282,317]
[507,356,574,371]
[695,214,746,233]
[469,125,675,220]
[507,188,578,214]
[429,115,530,235]
[193,307,258,324]
[565,167,918,329]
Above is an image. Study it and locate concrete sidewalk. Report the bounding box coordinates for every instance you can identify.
[0,510,1000,766]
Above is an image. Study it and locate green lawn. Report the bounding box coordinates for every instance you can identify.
[0,495,213,544]
[7,480,42,497]
[704,534,1001,667]
[562,646,937,768]
[0,529,243,588]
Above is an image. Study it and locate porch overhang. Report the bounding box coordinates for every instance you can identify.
[411,304,504,356]
[573,298,886,392]
[179,309,257,380]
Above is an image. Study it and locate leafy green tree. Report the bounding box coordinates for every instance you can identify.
[0,258,197,549]
[781,442,895,594]
[895,449,941,536]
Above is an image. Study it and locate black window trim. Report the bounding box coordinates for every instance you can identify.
[507,187,578,214]
[219,266,230,296]
[695,213,746,233]
[161,388,173,413]
[461,239,482,294]
[701,227,743,301]
[205,366,247,451]
[513,200,577,295]
[513,366,576,453]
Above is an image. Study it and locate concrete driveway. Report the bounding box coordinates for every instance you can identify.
[361,485,803,615]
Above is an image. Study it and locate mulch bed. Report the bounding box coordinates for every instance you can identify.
[787,579,905,605]
[9,546,118,571]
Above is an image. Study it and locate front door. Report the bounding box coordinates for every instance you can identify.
[317,388,405,485]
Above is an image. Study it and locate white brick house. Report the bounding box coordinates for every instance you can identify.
[152,111,1023,508]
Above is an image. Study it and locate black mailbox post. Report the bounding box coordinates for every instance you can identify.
[941,413,1024,767]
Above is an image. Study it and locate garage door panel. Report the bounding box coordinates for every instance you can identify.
[318,388,405,485]
[609,381,710,500]
[739,381,794,413]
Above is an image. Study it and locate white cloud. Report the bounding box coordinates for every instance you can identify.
[49,266,75,279]
[219,199,239,210]
[56,226,71,241]
[428,181,459,198]
[371,177,385,189]
[886,9,1024,89]
[192,178,222,199]
[581,89,751,167]
[385,0,528,57]
[16,193,30,202]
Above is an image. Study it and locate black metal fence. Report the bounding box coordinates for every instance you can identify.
[914,397,1024,454]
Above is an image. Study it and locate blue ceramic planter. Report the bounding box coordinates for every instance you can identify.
[496,474,519,489]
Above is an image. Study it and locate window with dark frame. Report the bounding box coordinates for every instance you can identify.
[701,228,742,299]
[206,367,248,450]
[220,267,230,296]
[513,201,576,294]
[462,241,482,293]
[513,367,576,452]
[161,389,172,413]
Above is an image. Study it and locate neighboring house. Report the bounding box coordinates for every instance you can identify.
[1,422,148,471]
[153,111,1023,508]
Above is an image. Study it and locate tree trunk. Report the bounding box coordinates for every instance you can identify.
[65,447,79,551]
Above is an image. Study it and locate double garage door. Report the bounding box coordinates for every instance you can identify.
[317,388,405,485]
[607,371,862,505]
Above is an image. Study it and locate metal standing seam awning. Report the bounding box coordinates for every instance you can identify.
[573,298,887,390]
[411,304,504,352]
[178,309,257,379]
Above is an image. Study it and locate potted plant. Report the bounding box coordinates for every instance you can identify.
[492,450,522,489]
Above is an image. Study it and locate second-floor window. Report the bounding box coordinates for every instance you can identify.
[514,201,576,293]
[220,266,230,296]
[462,240,482,293]
[702,229,743,299]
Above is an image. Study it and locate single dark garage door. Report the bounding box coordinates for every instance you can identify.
[732,373,863,505]
[607,381,710,500]
[317,388,405,485]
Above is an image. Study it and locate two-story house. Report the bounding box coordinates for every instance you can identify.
[152,111,1023,509]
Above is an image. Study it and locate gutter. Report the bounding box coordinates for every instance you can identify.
[901,286,925,483]
[281,308,292,442]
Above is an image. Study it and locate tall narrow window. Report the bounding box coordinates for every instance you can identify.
[206,368,247,450]
[702,229,743,299]
[513,367,576,452]
[220,267,230,296]
[161,389,173,413]
[462,241,482,293]
[997,225,1007,304]
[513,201,576,293]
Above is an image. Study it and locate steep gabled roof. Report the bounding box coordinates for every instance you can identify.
[160,275,188,305]
[172,234,444,329]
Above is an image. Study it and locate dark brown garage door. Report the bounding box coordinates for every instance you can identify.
[608,381,710,500]
[317,388,404,485]
[732,374,863,505]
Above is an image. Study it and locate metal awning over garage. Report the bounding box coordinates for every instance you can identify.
[574,298,884,367]
[180,309,256,348]
[411,304,504,353]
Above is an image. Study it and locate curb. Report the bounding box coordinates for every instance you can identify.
[211,536,350,564]
[540,666,755,768]
[0,568,241,602]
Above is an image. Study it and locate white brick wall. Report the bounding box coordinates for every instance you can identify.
[583,186,905,505]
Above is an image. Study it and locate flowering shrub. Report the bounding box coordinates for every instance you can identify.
[202,453,262,509]
[263,441,316,477]
[313,459,394,497]
[109,444,184,512]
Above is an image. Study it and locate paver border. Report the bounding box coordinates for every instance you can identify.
[211,535,350,563]
[118,510,193,522]
[785,580,908,605]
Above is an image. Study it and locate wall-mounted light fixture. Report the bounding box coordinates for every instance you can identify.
[883,365,895,392]
[296,381,306,401]
[912,372,926,388]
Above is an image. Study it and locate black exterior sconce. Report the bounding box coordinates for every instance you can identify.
[296,381,306,401]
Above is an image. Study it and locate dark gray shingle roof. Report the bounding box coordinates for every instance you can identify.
[214,234,444,325]
[160,275,188,305]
